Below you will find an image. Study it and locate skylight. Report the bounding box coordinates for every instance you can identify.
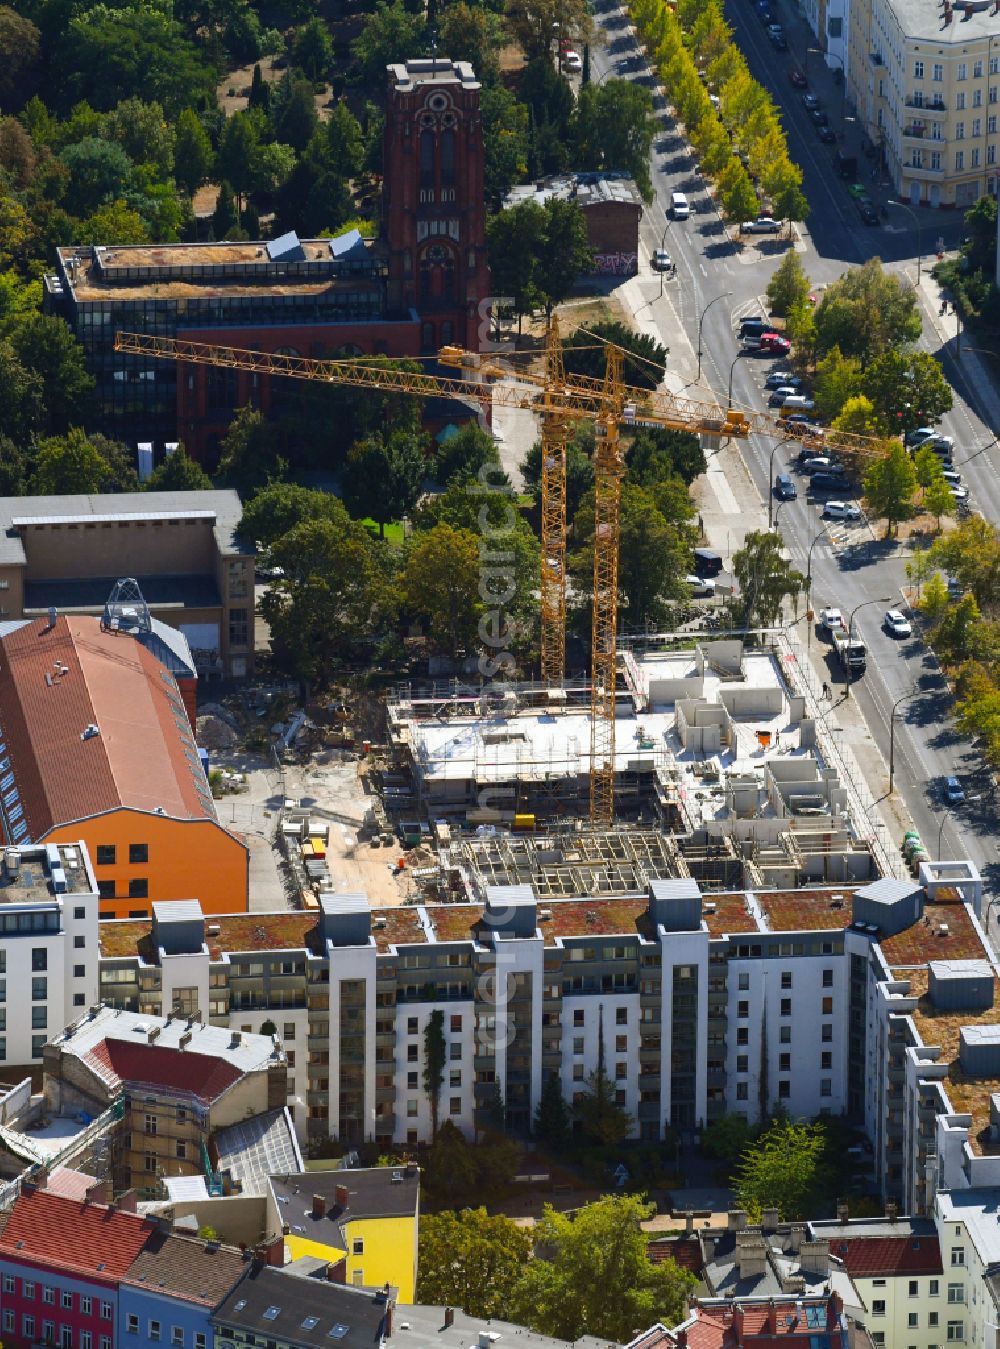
[263,1307,280,1321]
[328,1326,350,1341]
[301,1318,319,1330]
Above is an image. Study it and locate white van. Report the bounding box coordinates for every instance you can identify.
[781,394,816,412]
[671,191,690,220]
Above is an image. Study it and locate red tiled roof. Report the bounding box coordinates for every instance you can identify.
[835,1235,942,1278]
[684,1299,840,1349]
[87,1038,242,1103]
[0,615,214,840]
[0,1188,152,1284]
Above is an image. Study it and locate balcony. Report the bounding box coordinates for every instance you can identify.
[904,160,945,176]
[906,97,947,112]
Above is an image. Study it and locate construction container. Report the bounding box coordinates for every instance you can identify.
[513,813,536,832]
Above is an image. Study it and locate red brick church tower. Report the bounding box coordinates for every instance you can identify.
[383,58,491,354]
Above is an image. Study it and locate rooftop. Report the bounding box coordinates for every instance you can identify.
[0,489,250,565]
[0,615,220,838]
[270,1165,419,1240]
[213,1266,388,1349]
[682,1296,843,1349]
[0,842,94,903]
[390,1303,614,1349]
[877,890,985,964]
[56,1006,281,1091]
[123,1231,247,1306]
[0,1187,153,1285]
[24,574,222,615]
[758,887,857,932]
[807,1219,942,1277]
[214,1108,303,1194]
[890,0,998,43]
[504,172,644,211]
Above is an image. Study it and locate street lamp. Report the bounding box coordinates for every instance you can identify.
[698,292,732,382]
[889,685,919,794]
[807,47,851,127]
[804,520,832,649]
[886,200,923,284]
[843,596,892,698]
[727,353,741,409]
[768,437,795,528]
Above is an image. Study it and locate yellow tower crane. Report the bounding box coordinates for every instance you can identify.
[113,328,866,824]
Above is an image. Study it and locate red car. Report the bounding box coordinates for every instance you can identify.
[788,67,808,88]
[760,333,792,355]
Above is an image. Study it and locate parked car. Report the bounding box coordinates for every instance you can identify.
[857,199,880,225]
[788,66,808,87]
[810,471,846,492]
[652,248,674,272]
[768,386,799,407]
[759,334,791,355]
[670,191,690,219]
[823,500,862,520]
[834,150,858,179]
[802,456,833,474]
[809,106,829,125]
[686,575,716,597]
[820,607,845,632]
[942,469,963,487]
[771,30,788,48]
[802,93,820,111]
[817,125,837,143]
[775,473,797,500]
[942,775,965,805]
[765,370,802,390]
[950,483,970,501]
[907,427,939,447]
[739,316,769,339]
[694,548,724,578]
[884,609,912,638]
[741,216,782,234]
[779,394,816,412]
[561,50,582,71]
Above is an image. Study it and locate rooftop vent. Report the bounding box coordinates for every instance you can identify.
[81,724,100,741]
[267,231,305,262]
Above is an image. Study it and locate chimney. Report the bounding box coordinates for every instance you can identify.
[685,1212,695,1235]
[837,1200,850,1224]
[46,606,57,630]
[230,1031,242,1049]
[334,1183,349,1209]
[800,1239,831,1276]
[737,1232,768,1281]
[444,1308,455,1328]
[312,1193,327,1220]
[384,1302,393,1339]
[887,1202,899,1224]
[676,1332,687,1349]
[761,1208,780,1233]
[179,1031,192,1049]
[703,1233,718,1262]
[728,1209,748,1232]
[788,1224,806,1253]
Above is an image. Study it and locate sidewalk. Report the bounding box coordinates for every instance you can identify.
[918,268,1000,433]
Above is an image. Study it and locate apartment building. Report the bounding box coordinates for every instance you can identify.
[0,491,253,678]
[0,616,248,917]
[0,842,98,1070]
[847,0,1000,207]
[118,1231,246,1349]
[41,1007,287,1196]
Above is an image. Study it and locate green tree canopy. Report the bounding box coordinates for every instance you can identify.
[217,405,287,496]
[102,97,174,178]
[434,422,500,486]
[60,136,135,216]
[402,522,482,656]
[512,1196,696,1342]
[735,1118,827,1221]
[813,258,921,366]
[812,346,863,424]
[561,321,668,392]
[572,80,656,199]
[731,529,803,630]
[351,0,426,91]
[504,0,591,63]
[0,7,41,112]
[481,86,529,208]
[438,2,504,85]
[292,16,334,81]
[929,515,1000,608]
[11,314,94,437]
[862,441,918,537]
[626,426,706,485]
[765,251,811,318]
[422,1008,446,1139]
[240,481,345,551]
[144,447,213,491]
[416,1208,532,1320]
[861,348,954,437]
[534,1072,571,1152]
[341,428,427,536]
[30,427,119,495]
[521,425,595,520]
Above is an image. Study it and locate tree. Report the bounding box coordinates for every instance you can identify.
[732,530,803,630]
[913,444,946,490]
[0,343,43,447]
[216,111,259,214]
[919,570,951,626]
[274,79,319,154]
[522,426,595,519]
[239,481,344,551]
[735,1118,827,1221]
[717,157,758,222]
[342,429,426,536]
[765,251,810,318]
[812,347,863,424]
[438,2,503,86]
[0,8,41,112]
[248,63,271,113]
[534,1072,571,1151]
[31,428,113,495]
[145,448,213,491]
[930,515,1000,608]
[293,17,334,81]
[351,0,426,90]
[212,181,239,239]
[813,258,921,366]
[402,523,481,656]
[572,80,656,199]
[535,197,593,315]
[217,405,287,497]
[504,0,590,64]
[434,423,500,486]
[102,97,174,178]
[261,515,382,686]
[512,1196,696,1343]
[416,1209,532,1320]
[422,1008,446,1139]
[325,100,364,179]
[562,321,668,392]
[627,426,706,484]
[574,1006,633,1147]
[701,1112,755,1162]
[924,474,954,532]
[863,441,918,537]
[11,315,94,438]
[861,349,954,437]
[486,200,545,323]
[60,137,135,216]
[78,200,149,245]
[479,1079,506,1136]
[174,109,214,197]
[831,394,879,438]
[0,435,28,494]
[481,86,529,208]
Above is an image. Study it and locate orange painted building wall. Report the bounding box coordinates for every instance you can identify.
[44,808,248,919]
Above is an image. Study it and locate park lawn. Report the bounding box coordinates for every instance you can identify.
[361,519,405,544]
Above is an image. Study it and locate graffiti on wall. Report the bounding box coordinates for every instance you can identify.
[593,251,638,276]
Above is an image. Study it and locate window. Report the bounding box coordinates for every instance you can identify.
[24,1282,35,1300]
[779,1026,791,1044]
[32,1006,47,1029]
[947,1323,965,1342]
[43,1321,54,1344]
[98,881,115,899]
[451,1014,463,1032]
[932,151,943,170]
[32,948,47,971]
[406,1100,418,1117]
[821,996,833,1014]
[871,1337,885,1348]
[779,1053,791,1072]
[353,1237,365,1255]
[81,1334,92,1349]
[43,1288,55,1305]
[32,977,47,1001]
[129,844,148,864]
[176,1141,187,1160]
[738,1001,749,1018]
[407,1016,418,1034]
[407,1044,418,1063]
[873,1302,886,1317]
[126,1317,139,1335]
[145,1113,157,1135]
[128,879,148,899]
[914,60,924,78]
[930,1312,940,1327]
[780,972,792,990]
[958,92,967,111]
[736,1055,749,1072]
[1,1312,11,1334]
[228,608,249,649]
[149,1322,161,1342]
[821,1023,832,1042]
[101,1340,111,1349]
[737,1027,749,1045]
[736,1082,748,1100]
[80,1297,91,1315]
[573,1009,584,1026]
[822,969,833,987]
[930,1282,940,1297]
[24,1317,36,1341]
[738,973,749,990]
[972,148,981,166]
[952,1249,965,1266]
[96,846,116,866]
[145,1152,157,1173]
[573,1063,585,1080]
[910,1282,919,1297]
[778,1080,790,1099]
[574,1037,584,1054]
[73,965,85,979]
[195,1338,206,1349]
[933,64,944,81]
[974,88,983,107]
[616,1007,628,1025]
[616,1061,627,1080]
[821,1079,832,1096]
[615,1035,627,1052]
[909,1314,919,1327]
[958,62,968,81]
[74,936,85,949]
[975,59,984,77]
[406,1071,417,1089]
[171,1329,184,1346]
[948,1286,965,1304]
[780,998,792,1016]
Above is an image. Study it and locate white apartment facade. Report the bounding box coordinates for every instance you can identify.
[847,0,1000,207]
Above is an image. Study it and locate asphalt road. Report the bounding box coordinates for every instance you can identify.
[590,1,1000,898]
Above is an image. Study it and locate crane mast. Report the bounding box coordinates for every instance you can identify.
[539,317,570,686]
